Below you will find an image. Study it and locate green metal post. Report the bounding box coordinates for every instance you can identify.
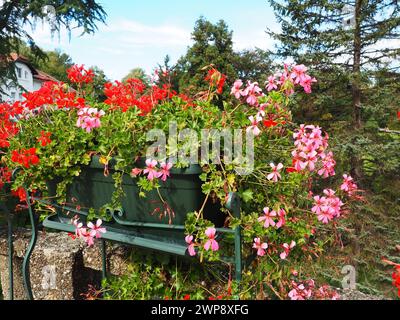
[7,208,14,300]
[22,188,37,300]
[226,192,242,282]
[101,239,107,280]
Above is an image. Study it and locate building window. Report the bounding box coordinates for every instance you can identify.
[16,67,22,78]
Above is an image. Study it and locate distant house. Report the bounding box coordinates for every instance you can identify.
[0,53,57,103]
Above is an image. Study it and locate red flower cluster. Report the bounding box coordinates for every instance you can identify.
[23,82,85,111]
[205,68,226,94]
[0,102,20,148]
[104,79,176,114]
[37,131,52,147]
[67,65,94,84]
[11,187,27,203]
[11,148,40,168]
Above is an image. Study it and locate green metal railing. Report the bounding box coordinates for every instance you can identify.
[1,170,243,300]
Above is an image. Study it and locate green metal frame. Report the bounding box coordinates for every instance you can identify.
[4,170,242,300]
[22,187,37,300]
[0,169,38,300]
[0,201,14,300]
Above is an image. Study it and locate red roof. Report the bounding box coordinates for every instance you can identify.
[33,70,58,82]
[10,53,59,83]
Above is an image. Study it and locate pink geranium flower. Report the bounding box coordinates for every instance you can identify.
[131,168,142,177]
[204,227,219,251]
[185,235,196,256]
[87,219,107,239]
[143,159,159,181]
[158,162,173,182]
[280,240,296,260]
[73,218,84,238]
[290,64,308,84]
[72,218,106,247]
[300,74,317,93]
[242,81,262,106]
[246,115,262,136]
[340,174,358,195]
[323,188,336,198]
[266,76,278,91]
[318,151,336,178]
[230,79,243,99]
[311,195,326,215]
[258,207,276,228]
[276,208,286,228]
[253,238,268,256]
[317,207,334,224]
[76,107,105,133]
[80,228,95,247]
[267,162,283,182]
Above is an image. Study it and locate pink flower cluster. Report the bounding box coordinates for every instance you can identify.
[292,124,335,177]
[72,218,106,247]
[268,64,317,94]
[231,80,263,107]
[231,64,317,138]
[232,64,316,106]
[185,227,220,256]
[288,280,314,300]
[131,159,173,182]
[76,107,105,133]
[258,207,287,229]
[312,189,344,224]
[340,174,358,196]
[288,280,340,300]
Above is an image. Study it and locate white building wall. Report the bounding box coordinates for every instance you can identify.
[1,61,36,103]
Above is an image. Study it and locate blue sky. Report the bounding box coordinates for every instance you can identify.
[31,0,278,81]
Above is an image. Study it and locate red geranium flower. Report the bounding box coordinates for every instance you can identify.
[67,65,94,84]
[263,119,278,128]
[38,131,52,147]
[11,148,40,168]
[205,68,226,94]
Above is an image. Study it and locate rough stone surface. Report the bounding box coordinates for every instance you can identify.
[338,288,386,300]
[0,227,131,300]
[83,242,130,276]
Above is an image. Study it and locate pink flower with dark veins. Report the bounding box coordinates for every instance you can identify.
[143,159,159,181]
[204,227,219,251]
[253,238,268,256]
[258,207,277,228]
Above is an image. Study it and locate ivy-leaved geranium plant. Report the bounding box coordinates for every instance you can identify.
[0,63,361,299]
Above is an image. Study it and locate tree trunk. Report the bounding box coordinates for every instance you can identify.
[352,0,363,129]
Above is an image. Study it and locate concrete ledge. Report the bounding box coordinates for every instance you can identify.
[0,227,130,300]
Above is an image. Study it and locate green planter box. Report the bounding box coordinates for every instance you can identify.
[45,156,224,246]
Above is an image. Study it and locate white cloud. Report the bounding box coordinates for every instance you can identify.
[102,20,191,47]
[25,18,279,81]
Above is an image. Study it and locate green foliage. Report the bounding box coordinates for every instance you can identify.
[0,0,106,91]
[102,251,233,300]
[233,48,274,84]
[269,0,400,297]
[176,17,237,96]
[122,68,149,85]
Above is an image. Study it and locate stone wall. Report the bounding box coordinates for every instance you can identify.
[0,228,130,300]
